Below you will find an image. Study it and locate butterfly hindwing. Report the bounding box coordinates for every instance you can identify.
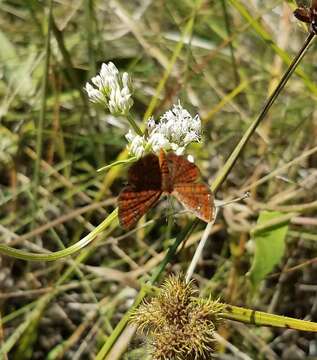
[172,183,214,223]
[118,186,162,229]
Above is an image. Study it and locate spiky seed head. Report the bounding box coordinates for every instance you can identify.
[131,274,225,359]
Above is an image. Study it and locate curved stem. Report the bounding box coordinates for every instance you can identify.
[0,209,118,261]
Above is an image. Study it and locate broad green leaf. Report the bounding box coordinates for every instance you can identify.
[249,211,289,288]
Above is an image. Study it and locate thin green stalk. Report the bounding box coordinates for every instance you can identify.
[211,32,315,192]
[51,18,89,111]
[127,113,143,136]
[142,0,201,121]
[0,312,7,360]
[222,304,317,331]
[229,0,317,95]
[85,0,96,77]
[0,209,118,261]
[221,0,239,85]
[32,0,52,214]
[94,287,148,360]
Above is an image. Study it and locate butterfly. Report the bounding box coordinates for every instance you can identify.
[294,0,317,33]
[118,149,215,230]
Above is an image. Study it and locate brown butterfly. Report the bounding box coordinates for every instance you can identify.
[294,0,317,33]
[118,149,215,230]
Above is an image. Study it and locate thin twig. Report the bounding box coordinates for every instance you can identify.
[185,214,217,283]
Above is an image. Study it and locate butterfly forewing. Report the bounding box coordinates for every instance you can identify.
[294,6,312,22]
[167,152,199,184]
[119,153,163,229]
[118,187,162,229]
[173,183,214,223]
[128,153,162,190]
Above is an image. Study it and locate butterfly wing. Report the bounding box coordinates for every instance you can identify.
[167,152,199,184]
[128,153,162,190]
[172,183,214,223]
[118,186,162,230]
[167,152,214,222]
[294,7,311,22]
[119,153,163,229]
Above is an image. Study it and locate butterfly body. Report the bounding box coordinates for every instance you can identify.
[118,149,214,230]
[294,0,317,33]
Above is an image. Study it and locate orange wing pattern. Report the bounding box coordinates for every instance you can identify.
[118,150,215,230]
[172,183,214,223]
[128,153,162,190]
[118,186,162,230]
[167,152,199,184]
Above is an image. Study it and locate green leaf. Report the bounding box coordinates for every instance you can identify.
[97,156,137,172]
[248,211,289,288]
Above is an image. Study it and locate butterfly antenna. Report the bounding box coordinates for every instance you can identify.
[215,192,250,208]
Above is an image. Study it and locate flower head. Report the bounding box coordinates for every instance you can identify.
[131,275,224,360]
[125,103,201,158]
[125,130,147,159]
[85,62,133,115]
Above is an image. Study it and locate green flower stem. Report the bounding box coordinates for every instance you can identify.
[0,209,118,261]
[127,113,143,136]
[222,304,317,332]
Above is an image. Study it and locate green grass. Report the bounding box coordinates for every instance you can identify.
[1,1,317,359]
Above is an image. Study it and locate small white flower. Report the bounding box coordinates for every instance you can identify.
[85,62,133,115]
[125,131,146,159]
[125,102,201,158]
[84,83,104,103]
[149,133,169,152]
[148,102,201,154]
[125,130,134,143]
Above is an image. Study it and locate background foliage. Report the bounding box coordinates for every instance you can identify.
[0,0,317,359]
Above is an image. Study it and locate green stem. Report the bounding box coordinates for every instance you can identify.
[0,209,118,261]
[94,286,148,360]
[211,32,315,193]
[126,113,143,136]
[221,0,239,85]
[85,0,96,77]
[32,0,52,215]
[222,304,317,331]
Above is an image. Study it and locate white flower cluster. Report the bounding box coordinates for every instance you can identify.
[126,103,201,158]
[85,62,133,115]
